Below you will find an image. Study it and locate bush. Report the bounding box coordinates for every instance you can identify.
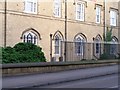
[0,47,2,63]
[100,53,116,60]
[2,43,46,63]
[117,53,120,59]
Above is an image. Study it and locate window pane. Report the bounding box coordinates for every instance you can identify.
[23,32,37,45]
[54,0,61,17]
[34,36,36,44]
[34,3,36,12]
[96,43,99,53]
[96,7,100,23]
[55,46,59,54]
[54,35,61,54]
[75,37,84,55]
[110,10,117,26]
[76,3,84,21]
[24,0,37,13]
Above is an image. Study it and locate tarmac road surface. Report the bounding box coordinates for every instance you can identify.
[2,64,119,89]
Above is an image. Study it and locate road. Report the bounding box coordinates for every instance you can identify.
[39,73,119,88]
[2,64,119,89]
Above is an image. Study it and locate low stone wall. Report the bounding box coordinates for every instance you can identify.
[2,60,119,76]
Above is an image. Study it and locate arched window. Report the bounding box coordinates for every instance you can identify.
[54,31,63,55]
[21,28,41,45]
[23,31,38,45]
[54,34,62,54]
[96,39,100,54]
[94,35,102,54]
[74,34,86,55]
[110,37,118,54]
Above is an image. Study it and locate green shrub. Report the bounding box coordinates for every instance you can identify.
[117,53,120,59]
[2,43,46,63]
[0,47,2,63]
[100,53,116,60]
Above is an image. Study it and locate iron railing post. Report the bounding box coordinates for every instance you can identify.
[50,34,53,62]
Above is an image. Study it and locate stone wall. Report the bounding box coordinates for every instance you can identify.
[2,60,118,76]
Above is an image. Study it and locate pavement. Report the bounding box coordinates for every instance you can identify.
[2,64,118,88]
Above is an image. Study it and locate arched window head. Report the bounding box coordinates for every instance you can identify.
[95,34,102,41]
[74,33,87,42]
[23,31,38,45]
[75,36,85,42]
[111,37,118,43]
[53,31,63,55]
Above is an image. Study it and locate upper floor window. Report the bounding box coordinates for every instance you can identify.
[96,6,101,23]
[54,0,61,17]
[24,0,37,14]
[76,3,85,21]
[110,10,117,26]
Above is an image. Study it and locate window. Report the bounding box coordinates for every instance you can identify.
[23,32,37,45]
[110,10,117,26]
[75,36,85,55]
[54,0,61,17]
[55,35,60,54]
[76,3,85,21]
[54,34,63,54]
[24,0,37,14]
[110,38,118,54]
[94,35,102,55]
[96,6,101,23]
[96,41,100,54]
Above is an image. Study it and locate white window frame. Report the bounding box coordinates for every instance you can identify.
[75,36,85,55]
[110,10,117,26]
[110,38,118,54]
[23,32,38,45]
[76,2,85,21]
[54,34,62,55]
[95,40,100,54]
[24,0,37,14]
[54,0,61,17]
[96,6,101,23]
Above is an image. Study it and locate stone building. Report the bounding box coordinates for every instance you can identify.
[0,0,119,62]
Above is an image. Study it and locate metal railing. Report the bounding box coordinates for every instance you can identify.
[51,41,119,62]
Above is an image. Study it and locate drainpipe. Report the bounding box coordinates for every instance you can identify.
[4,0,7,47]
[103,0,106,41]
[50,34,53,62]
[103,0,106,53]
[64,0,67,62]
